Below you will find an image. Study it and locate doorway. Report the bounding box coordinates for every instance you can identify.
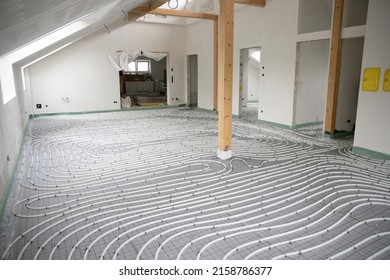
[187,55,198,107]
[239,47,261,122]
[293,39,330,128]
[334,37,365,134]
[119,56,168,108]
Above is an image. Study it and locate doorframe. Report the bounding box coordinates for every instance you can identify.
[238,46,261,118]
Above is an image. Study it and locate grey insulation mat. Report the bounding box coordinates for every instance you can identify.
[0,108,389,260]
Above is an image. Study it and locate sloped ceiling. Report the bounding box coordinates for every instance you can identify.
[0,0,149,57]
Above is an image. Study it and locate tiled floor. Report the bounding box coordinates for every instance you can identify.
[0,108,389,260]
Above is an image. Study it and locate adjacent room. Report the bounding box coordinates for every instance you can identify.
[1,0,389,261]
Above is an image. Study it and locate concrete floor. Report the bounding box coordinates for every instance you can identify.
[1,108,389,260]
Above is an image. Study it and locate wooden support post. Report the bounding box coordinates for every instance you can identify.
[324,0,344,135]
[214,19,219,111]
[218,0,234,160]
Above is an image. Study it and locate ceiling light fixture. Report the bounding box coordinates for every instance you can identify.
[168,0,179,10]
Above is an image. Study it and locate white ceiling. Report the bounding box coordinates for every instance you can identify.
[142,0,245,26]
[1,0,249,65]
[0,0,149,57]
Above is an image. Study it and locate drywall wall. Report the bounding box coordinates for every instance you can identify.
[234,1,299,125]
[0,65,31,219]
[335,37,364,132]
[185,1,299,126]
[294,40,329,126]
[354,0,390,156]
[29,22,186,114]
[298,0,333,34]
[185,20,214,110]
[0,98,22,218]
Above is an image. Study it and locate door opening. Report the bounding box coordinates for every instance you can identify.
[239,47,261,122]
[334,37,365,135]
[119,56,168,108]
[187,55,198,107]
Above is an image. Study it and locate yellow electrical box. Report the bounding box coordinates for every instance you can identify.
[362,68,381,92]
[384,69,390,92]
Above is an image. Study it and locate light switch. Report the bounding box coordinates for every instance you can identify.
[384,69,390,92]
[362,68,381,92]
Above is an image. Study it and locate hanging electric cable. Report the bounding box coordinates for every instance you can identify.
[104,24,110,33]
[168,0,179,10]
[183,0,189,10]
[121,10,128,22]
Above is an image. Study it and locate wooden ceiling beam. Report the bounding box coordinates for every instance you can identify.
[147,8,218,21]
[127,0,169,21]
[234,0,266,7]
[129,0,265,20]
[150,0,169,10]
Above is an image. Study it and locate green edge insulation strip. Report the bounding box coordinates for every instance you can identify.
[353,146,390,160]
[256,119,293,130]
[31,104,187,118]
[293,121,323,129]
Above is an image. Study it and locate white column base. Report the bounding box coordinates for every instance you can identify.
[218,149,232,160]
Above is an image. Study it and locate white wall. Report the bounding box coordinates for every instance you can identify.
[335,37,364,132]
[294,40,329,126]
[185,20,214,110]
[0,98,24,215]
[185,0,299,126]
[234,1,299,125]
[29,22,186,114]
[0,64,31,218]
[354,0,390,156]
[247,1,299,126]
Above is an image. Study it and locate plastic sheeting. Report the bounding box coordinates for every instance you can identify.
[142,51,168,61]
[108,50,168,71]
[108,51,141,71]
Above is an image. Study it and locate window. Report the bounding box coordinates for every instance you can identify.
[137,60,150,72]
[128,62,136,72]
[127,60,151,73]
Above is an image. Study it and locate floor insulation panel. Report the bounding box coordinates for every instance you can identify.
[1,108,389,260]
